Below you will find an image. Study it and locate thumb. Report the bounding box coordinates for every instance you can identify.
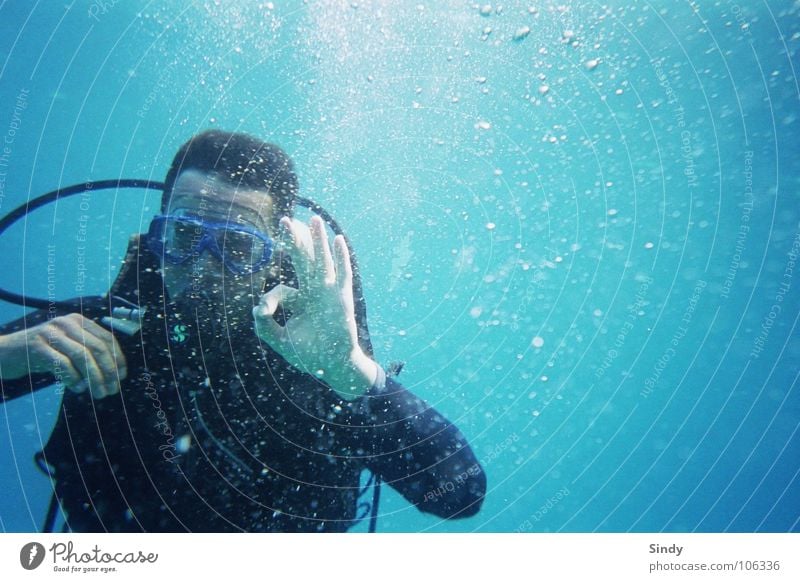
[253,284,299,344]
[256,283,300,316]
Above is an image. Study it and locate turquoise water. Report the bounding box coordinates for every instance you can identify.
[0,1,798,532]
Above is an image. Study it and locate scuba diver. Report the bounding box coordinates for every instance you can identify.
[0,130,485,532]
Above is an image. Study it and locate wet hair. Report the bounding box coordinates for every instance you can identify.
[161,129,298,229]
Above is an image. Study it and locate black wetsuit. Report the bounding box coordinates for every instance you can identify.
[0,236,486,532]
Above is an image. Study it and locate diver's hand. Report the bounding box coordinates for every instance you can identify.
[0,313,127,399]
[253,215,378,401]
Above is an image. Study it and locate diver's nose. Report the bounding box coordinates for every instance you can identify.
[192,247,226,277]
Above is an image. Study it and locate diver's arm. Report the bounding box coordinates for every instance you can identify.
[0,308,55,401]
[0,311,127,401]
[0,370,55,402]
[356,376,486,519]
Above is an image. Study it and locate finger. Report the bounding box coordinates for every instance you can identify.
[294,218,315,256]
[78,317,128,380]
[256,284,300,317]
[311,216,336,285]
[279,216,295,245]
[29,337,82,388]
[333,235,353,292]
[253,304,289,348]
[52,316,117,397]
[280,217,314,257]
[280,217,314,286]
[55,316,121,395]
[66,316,126,394]
[47,329,108,398]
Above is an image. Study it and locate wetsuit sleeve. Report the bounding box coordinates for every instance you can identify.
[354,374,486,519]
[0,372,55,403]
[0,308,58,402]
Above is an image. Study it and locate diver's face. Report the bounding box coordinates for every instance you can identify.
[161,169,276,312]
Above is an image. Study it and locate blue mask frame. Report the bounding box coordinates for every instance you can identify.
[146,214,274,275]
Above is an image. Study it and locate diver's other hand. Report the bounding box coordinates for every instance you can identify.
[252,216,378,400]
[0,313,127,399]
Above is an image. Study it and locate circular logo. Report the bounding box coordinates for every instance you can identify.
[170,324,188,344]
[19,542,46,570]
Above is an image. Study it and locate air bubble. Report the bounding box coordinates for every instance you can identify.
[513,26,531,41]
[176,435,191,454]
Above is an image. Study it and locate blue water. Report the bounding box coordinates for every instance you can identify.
[0,1,798,533]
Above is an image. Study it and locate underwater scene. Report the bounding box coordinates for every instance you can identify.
[0,1,798,533]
